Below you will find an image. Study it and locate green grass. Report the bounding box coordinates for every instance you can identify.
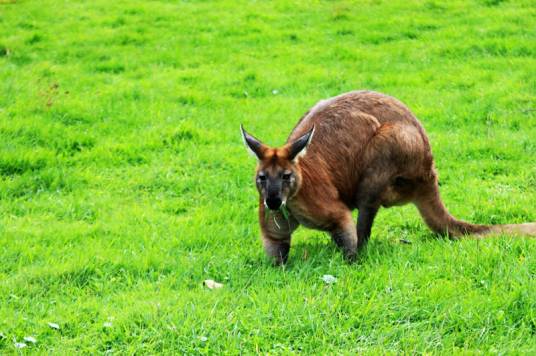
[1,0,535,353]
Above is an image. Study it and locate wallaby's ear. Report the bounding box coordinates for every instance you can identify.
[240,124,266,160]
[288,125,315,161]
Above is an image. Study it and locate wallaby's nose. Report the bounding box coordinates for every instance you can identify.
[266,197,282,210]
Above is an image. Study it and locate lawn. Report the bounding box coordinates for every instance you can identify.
[0,0,535,353]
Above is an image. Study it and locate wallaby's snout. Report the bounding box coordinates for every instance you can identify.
[265,178,283,210]
[265,196,282,210]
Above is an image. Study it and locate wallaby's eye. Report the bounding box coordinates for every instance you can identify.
[258,173,267,182]
[282,172,292,180]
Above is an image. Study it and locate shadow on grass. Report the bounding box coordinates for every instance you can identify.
[284,229,450,269]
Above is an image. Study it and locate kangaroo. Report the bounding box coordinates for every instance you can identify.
[241,90,536,264]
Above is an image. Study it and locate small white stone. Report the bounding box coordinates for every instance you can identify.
[48,322,60,330]
[321,274,337,284]
[203,279,223,289]
[24,336,37,344]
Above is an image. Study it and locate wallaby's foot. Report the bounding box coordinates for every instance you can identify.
[263,238,290,265]
[330,212,358,261]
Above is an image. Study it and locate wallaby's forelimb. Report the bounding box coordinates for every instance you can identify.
[259,201,298,265]
[262,237,291,265]
[330,212,358,260]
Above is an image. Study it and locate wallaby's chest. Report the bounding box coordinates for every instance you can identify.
[287,199,332,231]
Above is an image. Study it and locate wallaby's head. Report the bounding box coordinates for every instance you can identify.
[241,125,315,211]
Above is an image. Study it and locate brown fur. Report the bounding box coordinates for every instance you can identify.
[243,90,536,264]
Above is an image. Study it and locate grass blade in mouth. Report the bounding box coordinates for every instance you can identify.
[264,204,288,228]
[280,204,289,220]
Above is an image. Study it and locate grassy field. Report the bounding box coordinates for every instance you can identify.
[1,0,535,353]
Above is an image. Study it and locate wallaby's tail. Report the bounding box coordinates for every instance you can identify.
[414,179,536,238]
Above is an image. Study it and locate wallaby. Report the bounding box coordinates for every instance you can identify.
[241,90,536,264]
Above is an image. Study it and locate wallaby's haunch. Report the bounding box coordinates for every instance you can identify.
[241,91,536,264]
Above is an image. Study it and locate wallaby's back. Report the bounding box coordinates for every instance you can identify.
[288,91,434,208]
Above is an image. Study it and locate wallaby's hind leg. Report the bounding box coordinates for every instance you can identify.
[357,203,380,249]
[352,122,425,246]
[354,166,393,249]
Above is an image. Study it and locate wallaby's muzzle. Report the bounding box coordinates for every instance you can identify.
[265,196,282,210]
